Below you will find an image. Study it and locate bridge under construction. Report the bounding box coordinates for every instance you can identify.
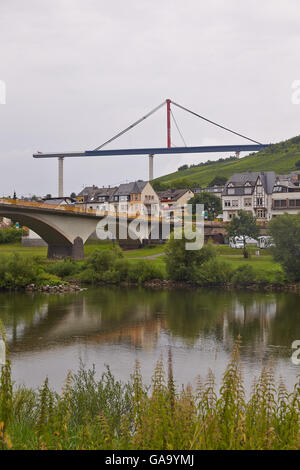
[33,99,269,196]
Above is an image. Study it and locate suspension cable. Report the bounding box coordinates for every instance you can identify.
[170,109,187,147]
[171,100,262,145]
[94,101,166,151]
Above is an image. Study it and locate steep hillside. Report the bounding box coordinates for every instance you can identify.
[154,136,300,188]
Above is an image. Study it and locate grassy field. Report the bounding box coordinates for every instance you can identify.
[0,240,280,277]
[154,135,300,187]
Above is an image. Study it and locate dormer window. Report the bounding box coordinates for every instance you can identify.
[227,183,235,195]
[244,182,252,195]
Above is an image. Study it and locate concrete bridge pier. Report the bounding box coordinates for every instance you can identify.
[47,236,84,260]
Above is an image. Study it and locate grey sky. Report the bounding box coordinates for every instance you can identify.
[0,0,300,197]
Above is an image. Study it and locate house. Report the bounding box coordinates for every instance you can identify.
[157,188,194,217]
[222,171,276,222]
[43,197,75,206]
[77,186,118,212]
[76,185,100,203]
[201,185,224,199]
[272,171,300,216]
[112,180,160,216]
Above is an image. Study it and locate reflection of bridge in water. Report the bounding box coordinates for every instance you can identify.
[5,293,167,354]
[3,288,290,360]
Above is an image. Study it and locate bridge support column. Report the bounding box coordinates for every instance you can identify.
[47,236,84,260]
[58,157,64,197]
[148,154,154,181]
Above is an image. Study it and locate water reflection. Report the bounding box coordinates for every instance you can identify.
[0,287,299,389]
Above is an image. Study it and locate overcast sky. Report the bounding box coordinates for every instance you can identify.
[0,0,300,197]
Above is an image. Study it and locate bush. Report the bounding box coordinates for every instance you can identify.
[268,213,300,281]
[0,254,36,289]
[231,265,256,285]
[75,268,101,285]
[35,272,66,287]
[45,259,79,278]
[0,228,22,244]
[166,236,216,281]
[84,246,123,272]
[127,261,164,283]
[196,258,233,285]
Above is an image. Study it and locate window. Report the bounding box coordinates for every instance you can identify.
[274,200,287,208]
[232,200,238,207]
[244,187,252,195]
[224,200,231,207]
[257,209,266,218]
[228,188,235,195]
[244,198,252,207]
[256,197,263,206]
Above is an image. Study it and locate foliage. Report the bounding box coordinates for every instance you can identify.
[268,213,300,281]
[226,210,259,257]
[178,164,189,171]
[231,265,256,285]
[0,254,37,289]
[45,259,80,278]
[196,258,233,286]
[189,192,222,220]
[0,228,22,244]
[166,235,216,281]
[208,175,227,187]
[0,340,299,450]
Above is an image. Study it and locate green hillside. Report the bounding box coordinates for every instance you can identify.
[154,135,300,188]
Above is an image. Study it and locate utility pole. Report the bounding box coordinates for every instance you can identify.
[58,157,64,197]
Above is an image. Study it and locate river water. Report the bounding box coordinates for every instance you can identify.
[0,287,299,392]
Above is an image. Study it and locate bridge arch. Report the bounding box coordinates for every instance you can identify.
[0,209,88,259]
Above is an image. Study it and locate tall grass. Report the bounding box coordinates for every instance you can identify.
[0,338,299,450]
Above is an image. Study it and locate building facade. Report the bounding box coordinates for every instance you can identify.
[222,171,276,222]
[222,170,300,221]
[157,189,194,217]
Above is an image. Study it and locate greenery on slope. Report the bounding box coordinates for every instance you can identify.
[154,135,300,188]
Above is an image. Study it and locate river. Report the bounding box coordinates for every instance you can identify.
[0,287,299,392]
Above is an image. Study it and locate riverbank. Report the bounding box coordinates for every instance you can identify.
[0,240,293,292]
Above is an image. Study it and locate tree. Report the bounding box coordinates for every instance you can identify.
[226,210,259,258]
[208,176,227,187]
[295,160,300,169]
[189,192,222,220]
[45,193,52,199]
[178,164,189,171]
[169,179,195,189]
[268,213,300,281]
[151,180,168,192]
[70,192,77,199]
[166,234,216,281]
